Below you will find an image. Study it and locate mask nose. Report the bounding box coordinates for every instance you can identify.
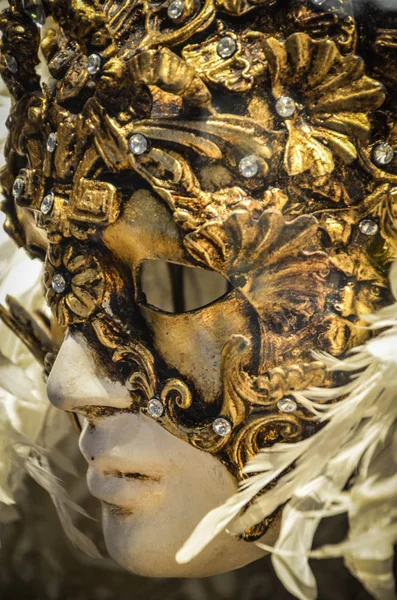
[46,331,132,414]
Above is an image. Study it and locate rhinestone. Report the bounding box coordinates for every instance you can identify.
[51,273,67,294]
[217,36,237,59]
[5,55,18,74]
[359,219,379,236]
[86,53,102,75]
[213,417,232,437]
[372,142,394,166]
[275,96,296,118]
[101,300,114,317]
[129,133,149,155]
[147,397,164,419]
[41,192,54,215]
[22,0,46,26]
[239,155,261,178]
[12,177,25,199]
[46,132,57,153]
[167,0,185,20]
[277,397,298,413]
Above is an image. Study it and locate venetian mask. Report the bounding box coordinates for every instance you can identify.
[1,0,397,579]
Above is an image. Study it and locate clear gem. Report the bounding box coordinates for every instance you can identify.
[51,273,66,294]
[41,192,54,215]
[359,219,379,236]
[213,417,232,437]
[372,142,394,166]
[87,53,102,75]
[46,132,57,153]
[275,96,296,118]
[217,36,237,59]
[101,300,114,317]
[129,133,149,155]
[147,397,164,419]
[277,397,298,413]
[5,55,18,74]
[22,0,46,26]
[12,177,25,199]
[239,155,261,178]
[167,0,185,20]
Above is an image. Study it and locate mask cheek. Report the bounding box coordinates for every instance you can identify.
[140,289,258,404]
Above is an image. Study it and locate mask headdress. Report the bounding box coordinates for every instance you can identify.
[0,0,396,570]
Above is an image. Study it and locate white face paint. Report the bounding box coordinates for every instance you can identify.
[47,332,275,578]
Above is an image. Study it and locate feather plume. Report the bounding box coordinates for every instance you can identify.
[178,264,397,600]
[0,72,101,558]
[0,215,101,558]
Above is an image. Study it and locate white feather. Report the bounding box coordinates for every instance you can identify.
[177,261,397,600]
[0,216,101,559]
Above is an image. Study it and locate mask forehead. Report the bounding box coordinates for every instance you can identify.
[102,189,189,270]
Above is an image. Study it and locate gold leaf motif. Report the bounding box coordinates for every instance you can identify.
[185,208,330,322]
[263,32,386,176]
[128,48,213,111]
[360,185,397,262]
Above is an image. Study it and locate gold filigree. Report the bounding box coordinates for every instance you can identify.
[161,379,193,410]
[255,362,327,402]
[0,5,40,98]
[69,179,121,226]
[182,27,267,93]
[128,47,214,112]
[230,412,305,474]
[87,321,324,479]
[92,318,157,402]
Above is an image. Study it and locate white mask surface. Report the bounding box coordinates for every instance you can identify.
[47,332,273,578]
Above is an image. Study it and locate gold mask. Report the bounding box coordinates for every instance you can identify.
[1,0,397,541]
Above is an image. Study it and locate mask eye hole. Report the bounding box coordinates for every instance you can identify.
[139,260,230,314]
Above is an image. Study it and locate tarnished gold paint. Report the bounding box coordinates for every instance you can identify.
[0,0,396,540]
